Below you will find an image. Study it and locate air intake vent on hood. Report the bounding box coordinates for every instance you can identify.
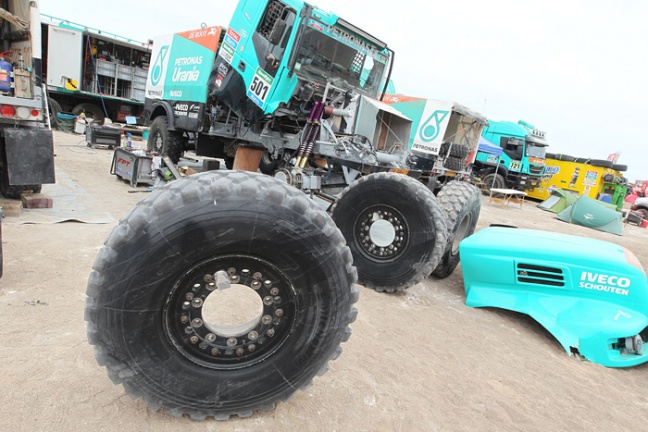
[516,263,565,287]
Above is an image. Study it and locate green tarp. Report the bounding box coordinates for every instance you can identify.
[556,195,623,236]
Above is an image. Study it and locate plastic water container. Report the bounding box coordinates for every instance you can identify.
[0,58,13,94]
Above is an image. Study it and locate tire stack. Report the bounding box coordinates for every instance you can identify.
[439,143,470,171]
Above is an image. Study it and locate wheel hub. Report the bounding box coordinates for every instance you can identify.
[153,133,163,153]
[164,255,295,369]
[355,206,409,261]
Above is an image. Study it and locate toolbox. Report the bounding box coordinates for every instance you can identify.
[111,147,155,187]
[86,124,122,149]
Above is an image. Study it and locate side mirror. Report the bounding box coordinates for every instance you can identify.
[269,19,287,45]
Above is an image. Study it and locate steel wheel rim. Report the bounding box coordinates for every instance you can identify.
[163,254,296,370]
[152,132,164,153]
[354,204,410,262]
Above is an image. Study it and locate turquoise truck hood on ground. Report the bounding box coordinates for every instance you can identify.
[460,226,648,368]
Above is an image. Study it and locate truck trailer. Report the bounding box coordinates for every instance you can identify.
[40,14,151,125]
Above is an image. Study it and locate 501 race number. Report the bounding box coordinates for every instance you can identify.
[247,68,274,109]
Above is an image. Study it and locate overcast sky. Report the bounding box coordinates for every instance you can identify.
[41,0,648,181]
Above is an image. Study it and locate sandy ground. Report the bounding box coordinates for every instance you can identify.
[1,130,647,432]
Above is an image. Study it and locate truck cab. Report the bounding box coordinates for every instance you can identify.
[143,0,400,169]
[474,120,548,190]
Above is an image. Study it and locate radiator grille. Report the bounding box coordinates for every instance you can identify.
[516,263,565,287]
[529,165,544,175]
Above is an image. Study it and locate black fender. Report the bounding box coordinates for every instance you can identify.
[143,99,176,130]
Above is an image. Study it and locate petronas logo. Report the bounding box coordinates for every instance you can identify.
[151,45,169,86]
[419,110,449,142]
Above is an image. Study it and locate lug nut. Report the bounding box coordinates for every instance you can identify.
[263,296,273,305]
[191,298,203,308]
[236,348,245,356]
[182,301,191,310]
[189,336,199,344]
[253,272,262,280]
[264,280,272,287]
[270,287,279,296]
[249,344,256,352]
[185,293,194,301]
[248,331,258,340]
[267,329,275,337]
[275,309,284,317]
[207,282,216,291]
[226,338,237,347]
[193,283,201,291]
[262,315,273,325]
[203,274,213,283]
[191,318,203,328]
[205,333,216,342]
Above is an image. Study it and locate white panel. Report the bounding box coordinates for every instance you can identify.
[47,26,82,87]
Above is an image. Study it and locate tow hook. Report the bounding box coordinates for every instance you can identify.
[625,334,644,355]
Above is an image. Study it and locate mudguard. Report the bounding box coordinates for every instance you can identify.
[4,128,55,185]
[460,226,648,367]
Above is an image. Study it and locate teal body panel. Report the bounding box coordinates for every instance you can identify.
[460,227,648,367]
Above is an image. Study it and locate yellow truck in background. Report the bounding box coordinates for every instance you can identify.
[526,153,628,210]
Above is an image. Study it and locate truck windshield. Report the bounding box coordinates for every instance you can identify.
[294,22,388,97]
[526,144,547,159]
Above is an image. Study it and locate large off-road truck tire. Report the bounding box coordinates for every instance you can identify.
[331,172,448,293]
[431,181,481,278]
[72,102,106,125]
[85,171,359,420]
[147,116,185,163]
[481,172,506,193]
[48,98,61,126]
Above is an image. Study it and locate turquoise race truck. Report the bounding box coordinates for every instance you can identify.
[474,119,548,191]
[86,0,482,421]
[140,0,486,291]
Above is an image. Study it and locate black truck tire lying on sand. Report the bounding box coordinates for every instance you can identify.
[331,172,448,293]
[431,181,481,278]
[147,116,185,163]
[85,171,359,420]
